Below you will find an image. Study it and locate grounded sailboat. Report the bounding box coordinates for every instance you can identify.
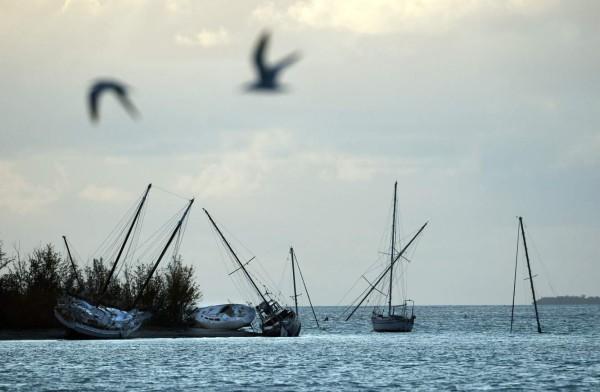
[345,182,427,333]
[510,216,542,334]
[204,209,301,337]
[190,304,256,330]
[54,184,195,338]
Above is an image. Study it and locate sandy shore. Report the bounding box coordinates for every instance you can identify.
[0,327,262,340]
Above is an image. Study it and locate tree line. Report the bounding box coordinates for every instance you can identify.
[536,295,600,305]
[0,241,202,329]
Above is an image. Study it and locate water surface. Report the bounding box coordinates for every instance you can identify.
[1,305,599,391]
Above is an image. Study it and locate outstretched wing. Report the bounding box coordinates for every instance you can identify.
[253,31,270,79]
[273,51,300,75]
[87,80,138,123]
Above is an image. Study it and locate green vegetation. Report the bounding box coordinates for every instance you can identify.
[0,241,202,329]
[536,295,600,305]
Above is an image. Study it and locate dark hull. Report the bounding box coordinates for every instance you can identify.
[262,310,301,337]
[371,314,415,333]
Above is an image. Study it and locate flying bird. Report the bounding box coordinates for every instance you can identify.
[247,31,300,92]
[88,79,139,123]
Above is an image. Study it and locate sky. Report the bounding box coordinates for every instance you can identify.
[1,0,599,306]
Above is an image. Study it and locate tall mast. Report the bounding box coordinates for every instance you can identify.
[510,225,520,333]
[131,198,194,308]
[204,209,269,304]
[97,183,152,304]
[519,216,542,334]
[388,181,398,316]
[346,222,428,321]
[62,235,83,289]
[290,247,299,315]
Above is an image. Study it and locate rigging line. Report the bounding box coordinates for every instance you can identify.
[362,276,386,296]
[523,224,558,297]
[131,205,185,265]
[173,210,191,258]
[134,204,186,253]
[208,221,253,304]
[152,185,189,201]
[117,200,148,279]
[90,193,142,262]
[206,215,278,293]
[277,253,290,295]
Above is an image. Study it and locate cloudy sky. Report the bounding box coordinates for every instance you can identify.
[1,0,599,306]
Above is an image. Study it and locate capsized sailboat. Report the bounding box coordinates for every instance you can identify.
[54,294,150,338]
[54,184,195,338]
[204,209,301,337]
[345,181,427,333]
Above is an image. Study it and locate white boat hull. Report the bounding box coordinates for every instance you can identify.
[192,304,256,330]
[371,314,415,333]
[54,295,147,339]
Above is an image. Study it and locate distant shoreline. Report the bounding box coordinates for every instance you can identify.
[536,296,600,305]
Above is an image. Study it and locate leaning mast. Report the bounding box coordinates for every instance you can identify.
[204,209,269,305]
[62,236,83,289]
[97,183,152,304]
[345,222,427,321]
[131,198,194,308]
[519,216,542,334]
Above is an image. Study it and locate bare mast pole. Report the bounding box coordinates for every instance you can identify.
[131,198,194,308]
[62,236,83,289]
[290,247,299,315]
[97,183,152,305]
[292,248,320,328]
[519,216,542,334]
[388,181,398,316]
[204,209,269,304]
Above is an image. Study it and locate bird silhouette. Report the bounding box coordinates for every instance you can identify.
[247,31,300,92]
[88,79,139,123]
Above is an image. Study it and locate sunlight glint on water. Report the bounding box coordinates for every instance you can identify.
[1,306,599,391]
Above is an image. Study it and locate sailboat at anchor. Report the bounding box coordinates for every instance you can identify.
[345,181,427,332]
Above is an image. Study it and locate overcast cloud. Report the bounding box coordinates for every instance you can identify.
[1,0,599,305]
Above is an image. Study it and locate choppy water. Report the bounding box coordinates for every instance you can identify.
[1,305,599,391]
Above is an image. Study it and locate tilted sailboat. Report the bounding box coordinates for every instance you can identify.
[204,209,301,337]
[54,184,195,338]
[190,303,256,330]
[345,182,427,332]
[510,216,542,334]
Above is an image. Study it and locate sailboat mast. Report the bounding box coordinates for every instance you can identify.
[131,198,194,308]
[510,225,520,333]
[290,247,299,315]
[292,248,320,328]
[345,222,428,321]
[518,216,542,334]
[97,183,152,304]
[62,236,83,289]
[204,209,269,305]
[388,181,398,316]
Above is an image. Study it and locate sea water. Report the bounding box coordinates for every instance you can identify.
[1,305,599,391]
